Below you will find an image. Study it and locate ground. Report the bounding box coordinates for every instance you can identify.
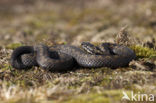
[0,0,156,103]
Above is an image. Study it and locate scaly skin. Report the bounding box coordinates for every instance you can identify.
[10,43,136,70]
[54,44,136,68]
[10,46,38,69]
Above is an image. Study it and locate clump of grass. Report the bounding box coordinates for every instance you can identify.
[130,45,156,58]
[114,27,156,58]
[115,26,131,46]
[6,43,23,49]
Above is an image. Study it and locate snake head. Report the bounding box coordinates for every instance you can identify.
[81,42,111,55]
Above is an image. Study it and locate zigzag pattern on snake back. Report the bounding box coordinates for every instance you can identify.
[10,42,136,71]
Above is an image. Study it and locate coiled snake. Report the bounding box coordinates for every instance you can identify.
[10,42,136,70]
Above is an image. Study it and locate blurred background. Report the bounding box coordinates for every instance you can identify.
[0,0,155,47]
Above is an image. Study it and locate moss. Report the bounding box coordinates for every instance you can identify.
[63,90,129,103]
[1,63,12,71]
[0,98,38,103]
[130,45,156,58]
[6,43,23,49]
[99,76,112,87]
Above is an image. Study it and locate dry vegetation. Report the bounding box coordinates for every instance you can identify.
[0,0,156,103]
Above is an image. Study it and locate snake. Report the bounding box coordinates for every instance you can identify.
[10,42,136,70]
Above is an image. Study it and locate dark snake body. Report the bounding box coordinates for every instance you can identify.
[10,42,136,70]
